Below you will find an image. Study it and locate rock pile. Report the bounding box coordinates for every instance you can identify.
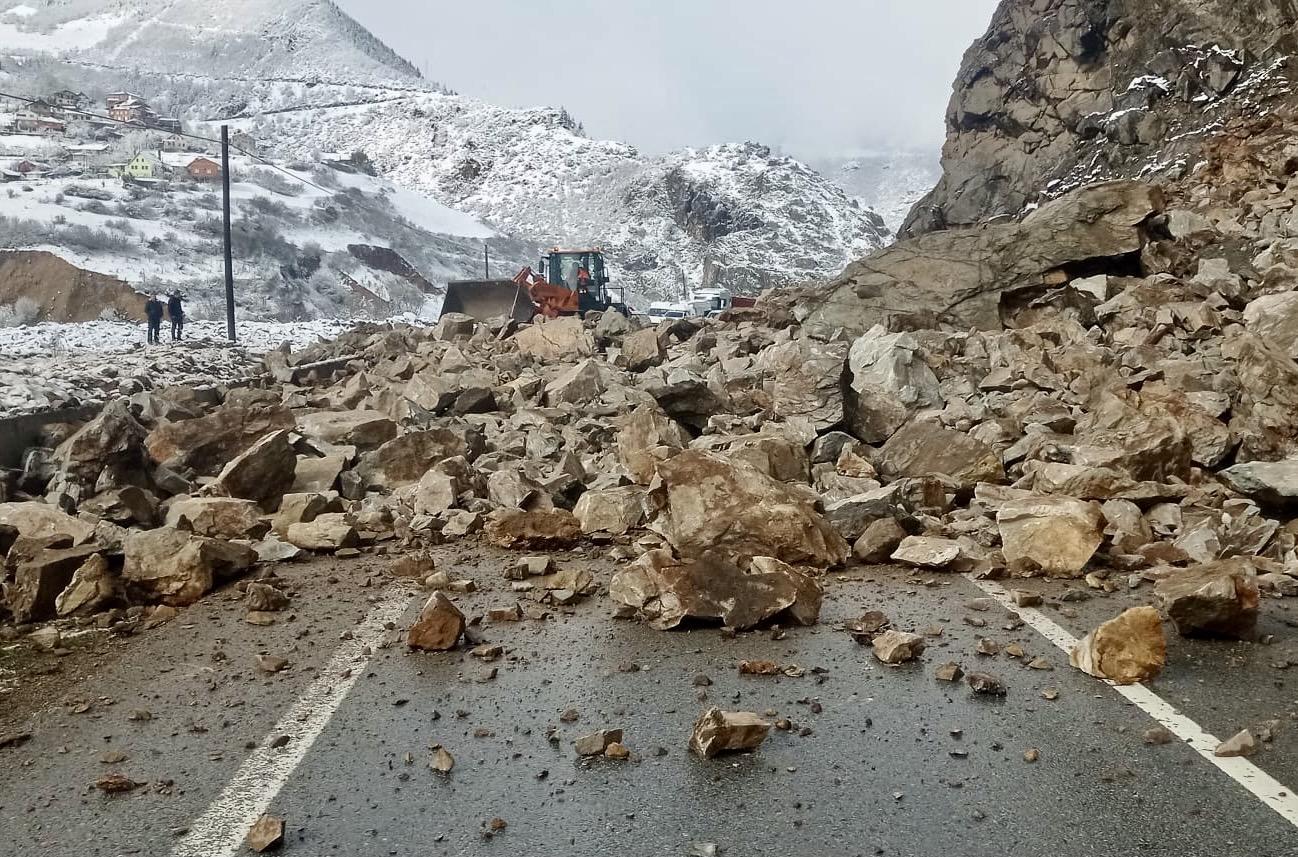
[0,171,1295,667]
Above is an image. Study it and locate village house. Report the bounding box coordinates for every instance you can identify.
[105,92,144,110]
[160,152,222,181]
[186,156,222,181]
[108,97,157,125]
[158,132,187,152]
[152,116,182,133]
[2,159,51,181]
[64,142,110,171]
[48,90,90,116]
[112,152,171,181]
[12,110,66,135]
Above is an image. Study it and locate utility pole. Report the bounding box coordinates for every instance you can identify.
[221,125,235,341]
[483,243,490,279]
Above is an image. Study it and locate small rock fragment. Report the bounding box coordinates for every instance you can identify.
[247,814,285,853]
[689,708,770,758]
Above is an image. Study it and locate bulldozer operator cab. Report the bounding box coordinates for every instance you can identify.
[542,249,620,314]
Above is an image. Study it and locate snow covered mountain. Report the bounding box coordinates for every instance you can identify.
[803,151,941,235]
[0,0,889,314]
[0,0,423,85]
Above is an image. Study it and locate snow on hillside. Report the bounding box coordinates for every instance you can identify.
[804,150,942,235]
[244,96,889,302]
[0,315,418,416]
[0,0,424,86]
[0,0,894,314]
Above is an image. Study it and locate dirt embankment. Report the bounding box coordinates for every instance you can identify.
[0,251,144,322]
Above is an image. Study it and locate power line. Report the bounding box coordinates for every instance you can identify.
[0,89,332,193]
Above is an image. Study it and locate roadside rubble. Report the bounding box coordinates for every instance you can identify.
[0,174,1296,779]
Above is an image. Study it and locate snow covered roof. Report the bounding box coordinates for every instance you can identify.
[159,152,217,168]
[65,143,109,153]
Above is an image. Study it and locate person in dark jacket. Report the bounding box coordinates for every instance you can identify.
[167,292,185,340]
[144,294,164,344]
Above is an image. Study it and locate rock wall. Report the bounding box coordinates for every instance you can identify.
[902,0,1298,237]
[0,251,145,323]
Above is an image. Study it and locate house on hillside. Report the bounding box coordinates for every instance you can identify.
[106,92,144,110]
[2,159,51,181]
[112,152,170,181]
[185,156,221,181]
[160,152,222,181]
[49,90,90,116]
[109,97,156,126]
[152,116,182,133]
[13,110,65,135]
[159,132,187,152]
[65,142,110,170]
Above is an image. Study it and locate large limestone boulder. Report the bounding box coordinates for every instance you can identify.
[5,544,101,622]
[45,400,147,507]
[646,450,848,568]
[616,405,691,484]
[1069,606,1166,685]
[573,486,647,535]
[845,326,942,443]
[621,327,666,371]
[483,509,582,549]
[1243,291,1298,358]
[357,429,469,489]
[1070,393,1192,483]
[753,338,846,431]
[0,502,95,543]
[610,549,822,631]
[206,430,296,503]
[295,410,397,451]
[513,317,594,361]
[1155,560,1259,640]
[799,181,1163,335]
[285,514,358,552]
[544,360,606,406]
[1221,333,1298,462]
[145,405,294,474]
[878,421,1004,490]
[1219,459,1298,508]
[166,496,268,539]
[122,528,257,606]
[996,496,1105,577]
[54,553,119,617]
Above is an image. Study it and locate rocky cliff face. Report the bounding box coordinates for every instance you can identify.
[902,0,1298,237]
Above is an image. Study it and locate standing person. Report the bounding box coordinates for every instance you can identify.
[167,291,185,341]
[144,294,163,344]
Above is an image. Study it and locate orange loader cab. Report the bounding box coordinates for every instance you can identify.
[514,248,628,318]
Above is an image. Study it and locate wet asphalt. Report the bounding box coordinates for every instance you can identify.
[1,547,1296,857]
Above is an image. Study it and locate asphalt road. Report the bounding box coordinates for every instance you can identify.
[1,545,1296,857]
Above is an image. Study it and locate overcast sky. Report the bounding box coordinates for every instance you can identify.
[335,0,998,157]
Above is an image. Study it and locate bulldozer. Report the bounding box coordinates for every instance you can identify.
[441,248,628,322]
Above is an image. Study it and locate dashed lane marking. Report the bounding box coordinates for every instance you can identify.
[967,574,1298,830]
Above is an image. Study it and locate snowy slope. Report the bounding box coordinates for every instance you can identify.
[0,0,423,85]
[0,0,890,310]
[803,150,942,235]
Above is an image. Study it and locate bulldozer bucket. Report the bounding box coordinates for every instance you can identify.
[440,280,535,323]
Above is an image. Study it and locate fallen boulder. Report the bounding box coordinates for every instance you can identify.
[878,421,1004,490]
[647,450,848,568]
[166,496,269,539]
[872,630,926,664]
[145,405,294,474]
[1219,459,1298,508]
[206,430,296,503]
[1069,606,1166,685]
[1155,559,1259,639]
[616,405,691,484]
[285,514,359,552]
[513,316,594,361]
[122,528,257,606]
[407,591,465,651]
[996,496,1104,578]
[609,549,822,631]
[484,509,582,549]
[845,326,943,443]
[0,502,95,543]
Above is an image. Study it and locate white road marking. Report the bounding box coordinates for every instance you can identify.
[967,574,1298,829]
[170,588,414,857]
